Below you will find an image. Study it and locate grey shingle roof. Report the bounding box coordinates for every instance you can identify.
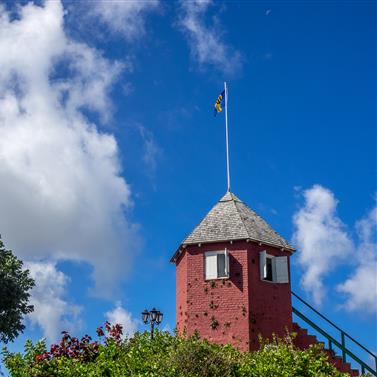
[171,191,294,262]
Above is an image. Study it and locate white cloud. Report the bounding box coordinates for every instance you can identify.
[337,205,377,314]
[293,186,377,314]
[0,0,139,297]
[105,302,139,338]
[292,185,354,305]
[178,0,242,74]
[26,261,81,342]
[89,0,160,40]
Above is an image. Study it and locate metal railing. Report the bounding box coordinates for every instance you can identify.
[292,291,377,376]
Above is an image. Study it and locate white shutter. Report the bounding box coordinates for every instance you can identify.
[224,249,230,277]
[205,253,218,280]
[259,250,267,280]
[272,257,277,282]
[275,256,289,283]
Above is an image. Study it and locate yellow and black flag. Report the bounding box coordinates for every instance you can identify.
[214,90,225,116]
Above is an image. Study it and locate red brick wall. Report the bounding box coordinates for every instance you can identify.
[247,243,292,349]
[176,251,188,334]
[174,240,293,351]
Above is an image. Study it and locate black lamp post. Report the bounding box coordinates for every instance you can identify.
[141,307,163,339]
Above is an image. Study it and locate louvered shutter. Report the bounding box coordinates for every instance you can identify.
[224,249,230,278]
[275,256,289,283]
[259,250,267,280]
[205,253,218,280]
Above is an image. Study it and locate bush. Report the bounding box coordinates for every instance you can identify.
[2,324,353,377]
[238,335,346,377]
[0,238,35,343]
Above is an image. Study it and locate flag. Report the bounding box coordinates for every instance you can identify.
[214,90,225,116]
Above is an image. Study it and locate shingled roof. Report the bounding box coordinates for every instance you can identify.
[171,191,295,262]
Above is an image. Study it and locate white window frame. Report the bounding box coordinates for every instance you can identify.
[204,249,230,280]
[260,250,289,284]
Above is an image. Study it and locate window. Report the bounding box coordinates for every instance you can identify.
[265,256,273,281]
[260,250,289,283]
[205,250,229,280]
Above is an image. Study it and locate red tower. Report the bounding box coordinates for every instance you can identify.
[170,191,295,351]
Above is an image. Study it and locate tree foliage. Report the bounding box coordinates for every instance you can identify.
[2,322,361,377]
[0,238,35,343]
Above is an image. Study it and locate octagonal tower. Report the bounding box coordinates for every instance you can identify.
[170,191,295,351]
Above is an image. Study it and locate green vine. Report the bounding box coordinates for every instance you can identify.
[210,316,219,330]
[242,305,247,317]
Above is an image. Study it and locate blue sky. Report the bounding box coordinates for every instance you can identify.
[0,0,375,367]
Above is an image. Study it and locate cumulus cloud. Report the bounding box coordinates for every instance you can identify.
[0,0,138,298]
[105,302,139,338]
[293,185,377,314]
[337,204,377,314]
[89,0,160,40]
[177,0,242,74]
[26,262,81,342]
[292,185,354,305]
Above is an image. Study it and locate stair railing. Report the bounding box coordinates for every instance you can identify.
[292,291,377,376]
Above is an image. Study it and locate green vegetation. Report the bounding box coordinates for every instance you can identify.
[0,238,34,343]
[2,322,357,377]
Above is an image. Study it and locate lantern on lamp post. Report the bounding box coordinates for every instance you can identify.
[141,307,163,339]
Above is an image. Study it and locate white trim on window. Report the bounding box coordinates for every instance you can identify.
[259,251,289,284]
[204,250,230,280]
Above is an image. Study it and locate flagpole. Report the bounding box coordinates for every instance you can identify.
[224,81,231,192]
